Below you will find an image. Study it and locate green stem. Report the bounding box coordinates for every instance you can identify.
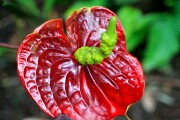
[74,16,117,65]
[125,114,131,120]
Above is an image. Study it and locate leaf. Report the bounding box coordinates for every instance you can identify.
[165,0,180,35]
[42,0,56,20]
[64,0,107,19]
[2,1,33,18]
[16,0,40,17]
[113,0,140,5]
[2,1,43,25]
[2,1,40,20]
[117,6,146,52]
[142,17,179,72]
[117,6,166,52]
[164,0,176,7]
[174,0,180,35]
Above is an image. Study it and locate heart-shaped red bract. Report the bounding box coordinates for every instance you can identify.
[17,7,144,120]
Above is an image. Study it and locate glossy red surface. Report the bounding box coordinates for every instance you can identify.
[17,7,144,120]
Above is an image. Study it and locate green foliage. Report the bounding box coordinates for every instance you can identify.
[15,0,40,17]
[117,3,179,72]
[113,0,140,5]
[173,0,180,35]
[2,1,39,19]
[2,0,58,22]
[143,16,179,71]
[1,0,60,45]
[64,0,107,19]
[117,6,146,52]
[42,0,57,20]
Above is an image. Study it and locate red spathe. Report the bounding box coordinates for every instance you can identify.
[17,6,145,120]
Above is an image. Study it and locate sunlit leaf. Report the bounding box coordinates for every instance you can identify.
[117,6,145,52]
[117,6,164,52]
[143,17,179,72]
[64,0,107,19]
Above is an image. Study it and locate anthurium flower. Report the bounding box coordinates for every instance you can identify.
[17,6,144,120]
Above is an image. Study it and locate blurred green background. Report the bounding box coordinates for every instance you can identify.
[0,0,179,120]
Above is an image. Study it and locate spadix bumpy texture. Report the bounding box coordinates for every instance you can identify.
[74,16,117,65]
[17,6,145,120]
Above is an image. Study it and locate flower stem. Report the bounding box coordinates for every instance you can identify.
[125,114,131,120]
[0,43,19,49]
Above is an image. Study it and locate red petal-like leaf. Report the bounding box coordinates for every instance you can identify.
[86,50,144,116]
[17,19,73,117]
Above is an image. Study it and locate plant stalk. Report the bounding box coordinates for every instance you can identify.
[0,43,19,49]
